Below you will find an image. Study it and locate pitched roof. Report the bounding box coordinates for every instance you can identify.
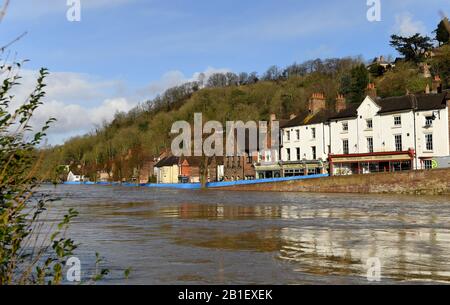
[283,109,337,128]
[329,92,448,120]
[328,104,359,120]
[154,156,179,167]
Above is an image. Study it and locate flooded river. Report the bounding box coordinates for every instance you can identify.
[39,185,450,284]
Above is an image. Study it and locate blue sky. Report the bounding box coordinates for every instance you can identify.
[0,0,447,144]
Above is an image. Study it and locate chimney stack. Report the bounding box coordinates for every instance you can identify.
[335,94,346,113]
[270,113,276,122]
[366,83,377,99]
[432,75,442,94]
[425,84,430,94]
[308,93,326,114]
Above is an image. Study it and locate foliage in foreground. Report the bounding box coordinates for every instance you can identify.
[0,66,109,284]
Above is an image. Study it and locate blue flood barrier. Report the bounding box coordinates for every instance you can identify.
[64,174,329,189]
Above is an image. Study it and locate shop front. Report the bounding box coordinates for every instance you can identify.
[280,161,325,177]
[329,150,415,176]
[255,164,282,179]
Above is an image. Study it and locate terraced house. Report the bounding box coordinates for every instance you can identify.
[280,81,450,176]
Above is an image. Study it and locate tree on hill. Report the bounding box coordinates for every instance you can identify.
[377,62,429,97]
[390,33,433,63]
[434,18,450,46]
[340,64,369,104]
[431,45,450,89]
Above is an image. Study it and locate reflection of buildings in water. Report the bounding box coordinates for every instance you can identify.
[165,203,450,282]
[278,208,450,282]
[160,204,284,220]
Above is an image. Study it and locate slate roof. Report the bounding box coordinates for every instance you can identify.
[154,156,179,168]
[287,92,450,125]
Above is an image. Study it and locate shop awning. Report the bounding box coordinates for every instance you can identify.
[329,150,414,164]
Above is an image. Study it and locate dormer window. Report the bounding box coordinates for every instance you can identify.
[366,119,373,129]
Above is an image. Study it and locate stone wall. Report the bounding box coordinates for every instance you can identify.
[216,168,450,195]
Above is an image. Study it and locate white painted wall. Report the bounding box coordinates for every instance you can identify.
[414,107,450,169]
[281,123,329,162]
[283,95,450,171]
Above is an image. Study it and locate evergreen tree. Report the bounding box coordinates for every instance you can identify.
[434,18,450,46]
[390,33,433,63]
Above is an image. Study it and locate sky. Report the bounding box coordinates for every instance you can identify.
[0,0,447,144]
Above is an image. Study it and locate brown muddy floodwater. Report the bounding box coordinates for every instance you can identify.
[39,185,450,284]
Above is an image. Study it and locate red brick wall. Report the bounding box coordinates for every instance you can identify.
[216,168,450,195]
[223,154,255,180]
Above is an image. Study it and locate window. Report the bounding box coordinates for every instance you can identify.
[424,160,433,170]
[328,145,331,154]
[296,148,301,160]
[425,116,434,127]
[311,128,316,139]
[286,131,291,141]
[286,148,291,161]
[394,135,402,152]
[312,146,317,160]
[394,116,401,126]
[343,139,349,155]
[296,130,300,140]
[342,122,348,132]
[366,119,373,129]
[246,155,253,164]
[367,137,374,153]
[425,134,433,151]
[265,151,271,162]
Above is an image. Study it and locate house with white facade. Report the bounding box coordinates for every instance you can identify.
[328,89,449,175]
[280,93,342,176]
[279,81,450,177]
[154,156,180,184]
[67,171,85,182]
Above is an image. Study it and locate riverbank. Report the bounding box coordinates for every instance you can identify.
[215,168,450,195]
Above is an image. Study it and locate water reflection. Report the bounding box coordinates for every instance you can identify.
[41,185,450,284]
[155,201,450,283]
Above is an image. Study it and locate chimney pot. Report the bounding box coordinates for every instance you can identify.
[309,93,326,114]
[366,83,377,99]
[432,75,442,94]
[335,94,347,113]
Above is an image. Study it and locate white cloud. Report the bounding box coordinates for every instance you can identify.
[6,66,231,144]
[393,12,427,36]
[33,97,135,136]
[5,68,136,143]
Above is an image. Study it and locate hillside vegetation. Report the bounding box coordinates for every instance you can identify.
[40,26,450,182]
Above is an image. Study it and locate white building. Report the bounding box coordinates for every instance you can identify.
[328,91,449,174]
[280,86,450,176]
[67,171,84,182]
[280,93,342,176]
